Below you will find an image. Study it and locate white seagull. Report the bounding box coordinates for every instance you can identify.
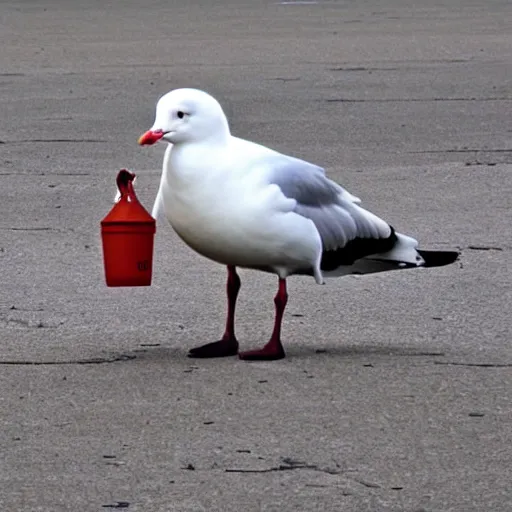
[138,88,458,361]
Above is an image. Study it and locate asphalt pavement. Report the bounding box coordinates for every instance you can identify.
[1,1,511,511]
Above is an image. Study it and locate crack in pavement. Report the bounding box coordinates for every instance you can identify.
[224,458,387,490]
[325,97,511,103]
[2,139,109,144]
[0,172,90,176]
[225,457,354,476]
[434,361,512,368]
[3,227,53,231]
[0,353,136,365]
[1,317,63,329]
[409,148,512,153]
[329,66,400,71]
[225,465,343,474]
[353,478,382,489]
[224,457,392,493]
[466,245,504,251]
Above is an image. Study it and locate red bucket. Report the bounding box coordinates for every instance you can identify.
[101,169,156,287]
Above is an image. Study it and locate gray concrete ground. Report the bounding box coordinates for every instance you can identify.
[1,1,511,510]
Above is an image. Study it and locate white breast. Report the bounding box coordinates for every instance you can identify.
[159,144,320,271]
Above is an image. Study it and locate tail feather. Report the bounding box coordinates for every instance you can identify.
[417,250,460,268]
[322,249,459,278]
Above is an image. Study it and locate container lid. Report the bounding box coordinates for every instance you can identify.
[101,169,156,226]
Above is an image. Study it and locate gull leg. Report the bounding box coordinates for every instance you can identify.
[188,266,240,358]
[239,278,287,361]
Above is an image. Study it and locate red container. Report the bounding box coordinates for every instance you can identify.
[101,169,156,286]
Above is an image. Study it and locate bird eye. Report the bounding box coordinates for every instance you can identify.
[177,111,185,119]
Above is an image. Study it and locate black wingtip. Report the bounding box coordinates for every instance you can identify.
[417,250,460,268]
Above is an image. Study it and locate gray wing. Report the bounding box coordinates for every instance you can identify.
[267,154,360,205]
[265,154,392,251]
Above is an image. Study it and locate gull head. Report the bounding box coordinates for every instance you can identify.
[138,88,230,146]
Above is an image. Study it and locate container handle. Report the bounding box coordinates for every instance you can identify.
[116,169,137,201]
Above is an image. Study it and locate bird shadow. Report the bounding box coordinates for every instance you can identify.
[129,343,445,363]
[284,343,445,360]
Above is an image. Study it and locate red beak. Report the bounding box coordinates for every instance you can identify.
[138,130,164,145]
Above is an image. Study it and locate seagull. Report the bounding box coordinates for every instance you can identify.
[138,88,458,361]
